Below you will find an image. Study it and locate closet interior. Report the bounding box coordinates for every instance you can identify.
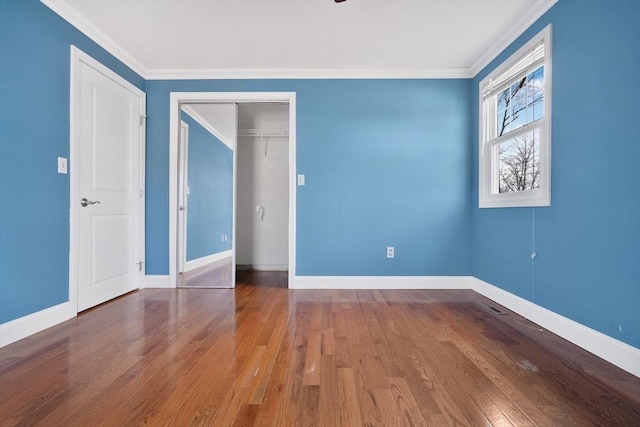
[236,103,290,273]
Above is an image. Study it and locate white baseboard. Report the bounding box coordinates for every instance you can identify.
[185,250,232,272]
[237,264,289,271]
[291,276,475,290]
[471,277,640,378]
[0,302,75,348]
[144,275,171,288]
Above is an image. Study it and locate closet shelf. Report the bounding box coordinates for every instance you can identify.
[237,129,289,138]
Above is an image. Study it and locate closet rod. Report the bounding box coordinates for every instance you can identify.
[237,128,289,138]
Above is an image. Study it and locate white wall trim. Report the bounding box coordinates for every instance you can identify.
[143,275,171,289]
[185,250,232,272]
[291,276,475,290]
[146,68,471,80]
[237,264,289,272]
[181,105,234,149]
[471,277,640,378]
[40,0,147,77]
[0,302,75,348]
[469,0,558,77]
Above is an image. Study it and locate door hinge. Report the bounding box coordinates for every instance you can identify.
[137,261,144,272]
[140,115,147,126]
[139,189,143,199]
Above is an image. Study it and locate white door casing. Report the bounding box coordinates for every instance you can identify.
[70,46,146,312]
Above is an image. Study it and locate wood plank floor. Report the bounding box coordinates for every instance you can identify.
[1,271,638,426]
[179,258,233,288]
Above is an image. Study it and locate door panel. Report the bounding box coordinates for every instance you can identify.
[93,92,131,192]
[177,104,236,288]
[92,215,131,283]
[76,61,142,312]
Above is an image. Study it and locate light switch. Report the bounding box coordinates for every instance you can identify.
[57,157,67,174]
[297,174,305,186]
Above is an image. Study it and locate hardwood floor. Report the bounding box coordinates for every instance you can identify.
[1,271,638,426]
[179,258,233,288]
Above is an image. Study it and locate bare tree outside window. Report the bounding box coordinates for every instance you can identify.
[499,132,540,192]
[495,66,544,193]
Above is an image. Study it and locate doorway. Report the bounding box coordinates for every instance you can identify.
[168,92,296,289]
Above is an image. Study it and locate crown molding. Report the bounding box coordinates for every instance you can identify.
[144,67,472,80]
[40,0,148,78]
[42,0,556,81]
[469,0,558,77]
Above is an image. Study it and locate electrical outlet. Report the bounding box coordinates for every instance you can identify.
[386,247,394,259]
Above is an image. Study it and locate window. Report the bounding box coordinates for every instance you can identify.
[479,25,552,208]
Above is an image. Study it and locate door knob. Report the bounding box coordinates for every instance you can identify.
[80,198,100,207]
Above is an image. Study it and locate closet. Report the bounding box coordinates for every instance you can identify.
[236,103,289,271]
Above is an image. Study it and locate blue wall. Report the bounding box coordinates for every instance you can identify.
[146,79,472,276]
[2,0,636,352]
[471,0,640,348]
[0,0,144,323]
[181,112,233,261]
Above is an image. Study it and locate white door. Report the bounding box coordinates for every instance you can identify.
[75,53,144,312]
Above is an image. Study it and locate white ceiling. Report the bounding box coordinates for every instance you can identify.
[182,103,238,147]
[43,0,556,79]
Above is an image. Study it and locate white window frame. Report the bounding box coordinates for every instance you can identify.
[479,25,552,208]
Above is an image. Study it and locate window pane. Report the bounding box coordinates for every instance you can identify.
[497,88,510,136]
[529,66,544,88]
[532,96,544,121]
[527,66,544,123]
[511,107,526,132]
[496,129,540,193]
[497,108,509,136]
[510,79,527,128]
[495,65,545,138]
[497,87,509,111]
